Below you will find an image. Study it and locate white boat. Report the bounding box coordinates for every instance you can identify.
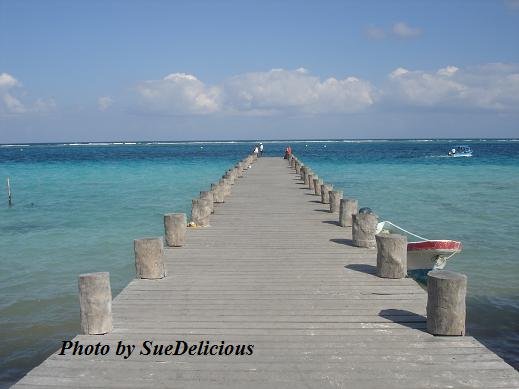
[376,221,462,275]
[448,145,472,157]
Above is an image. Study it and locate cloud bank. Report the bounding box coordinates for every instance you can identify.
[136,68,376,116]
[134,64,519,116]
[0,72,55,116]
[386,63,519,112]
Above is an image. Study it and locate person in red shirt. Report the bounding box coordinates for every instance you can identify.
[284,146,292,159]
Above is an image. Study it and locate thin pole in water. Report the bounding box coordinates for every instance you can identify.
[7,177,12,207]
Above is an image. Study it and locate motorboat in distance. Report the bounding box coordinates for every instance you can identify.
[448,145,473,157]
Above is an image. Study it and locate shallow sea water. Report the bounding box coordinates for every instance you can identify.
[0,140,517,386]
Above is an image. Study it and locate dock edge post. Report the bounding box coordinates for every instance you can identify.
[427,270,467,336]
[134,237,166,279]
[351,213,378,248]
[376,233,407,278]
[164,213,187,247]
[78,272,113,335]
[339,198,358,227]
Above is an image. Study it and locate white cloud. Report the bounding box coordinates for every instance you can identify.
[437,66,459,77]
[0,72,55,116]
[98,96,114,111]
[136,73,221,115]
[0,73,19,88]
[136,69,376,116]
[385,63,519,111]
[0,73,26,114]
[392,22,422,38]
[223,68,375,114]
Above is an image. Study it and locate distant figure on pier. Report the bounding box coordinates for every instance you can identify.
[284,145,292,159]
[259,143,264,157]
[253,145,259,155]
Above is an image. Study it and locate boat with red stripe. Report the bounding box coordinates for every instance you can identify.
[376,221,462,272]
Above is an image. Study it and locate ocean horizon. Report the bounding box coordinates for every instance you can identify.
[1,139,518,386]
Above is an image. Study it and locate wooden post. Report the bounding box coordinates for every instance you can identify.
[211,183,225,203]
[308,174,316,190]
[352,213,378,248]
[200,191,214,214]
[211,184,225,203]
[427,270,467,336]
[339,198,358,227]
[191,198,211,226]
[303,169,312,185]
[164,213,187,247]
[376,234,407,278]
[78,272,113,335]
[314,178,323,196]
[321,184,333,204]
[134,237,166,279]
[7,177,12,207]
[300,166,306,182]
[329,190,343,213]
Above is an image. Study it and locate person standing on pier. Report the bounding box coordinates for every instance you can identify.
[259,143,264,157]
[284,146,292,159]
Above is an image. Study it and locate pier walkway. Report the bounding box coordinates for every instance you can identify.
[15,157,519,388]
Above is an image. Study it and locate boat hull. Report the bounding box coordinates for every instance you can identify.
[407,240,462,271]
[449,153,472,157]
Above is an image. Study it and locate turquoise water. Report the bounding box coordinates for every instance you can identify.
[1,140,518,386]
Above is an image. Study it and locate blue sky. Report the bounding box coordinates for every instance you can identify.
[1,0,518,142]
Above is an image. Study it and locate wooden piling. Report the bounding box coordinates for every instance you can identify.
[200,191,214,214]
[339,198,358,227]
[308,174,315,190]
[427,270,467,336]
[320,184,333,204]
[313,178,323,196]
[78,272,113,335]
[329,190,343,213]
[376,233,407,278]
[211,183,225,203]
[164,213,187,247]
[352,213,378,248]
[303,168,312,185]
[134,237,166,279]
[191,198,211,226]
[300,166,307,182]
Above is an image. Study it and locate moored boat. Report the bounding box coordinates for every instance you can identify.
[376,221,462,278]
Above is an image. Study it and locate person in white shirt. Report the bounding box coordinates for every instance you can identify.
[259,143,264,157]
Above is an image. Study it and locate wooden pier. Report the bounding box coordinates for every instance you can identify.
[14,157,519,388]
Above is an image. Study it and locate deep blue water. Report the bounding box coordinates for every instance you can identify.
[0,139,518,386]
